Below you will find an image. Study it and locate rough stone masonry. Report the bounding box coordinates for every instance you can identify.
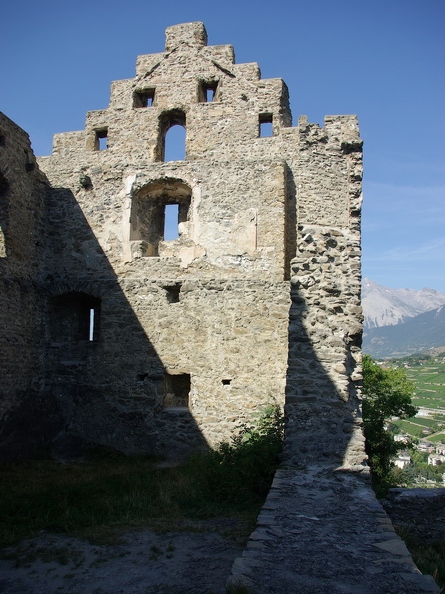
[0,22,365,466]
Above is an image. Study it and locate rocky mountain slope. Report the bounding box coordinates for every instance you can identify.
[362,278,445,329]
[363,305,445,359]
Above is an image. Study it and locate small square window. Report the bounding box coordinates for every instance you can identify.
[164,283,181,304]
[134,89,155,108]
[199,81,218,103]
[259,114,273,137]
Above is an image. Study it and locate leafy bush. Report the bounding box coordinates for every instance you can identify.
[183,403,284,504]
[362,355,417,492]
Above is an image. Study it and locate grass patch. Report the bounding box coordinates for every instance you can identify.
[406,363,445,408]
[393,420,424,437]
[395,528,445,593]
[412,397,445,409]
[405,417,441,428]
[429,433,445,443]
[0,405,283,548]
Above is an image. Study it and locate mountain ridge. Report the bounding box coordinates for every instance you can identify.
[363,305,445,359]
[362,278,445,330]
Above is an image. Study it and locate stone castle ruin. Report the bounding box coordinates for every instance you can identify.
[0,22,365,466]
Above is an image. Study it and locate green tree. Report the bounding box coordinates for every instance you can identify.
[362,355,417,488]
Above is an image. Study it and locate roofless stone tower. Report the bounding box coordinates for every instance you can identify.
[0,22,364,466]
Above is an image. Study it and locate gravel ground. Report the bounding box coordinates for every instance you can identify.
[0,519,248,594]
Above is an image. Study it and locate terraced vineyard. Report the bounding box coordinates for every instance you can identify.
[390,355,445,440]
[407,362,445,409]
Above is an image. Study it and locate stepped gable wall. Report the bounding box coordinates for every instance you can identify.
[1,23,364,466]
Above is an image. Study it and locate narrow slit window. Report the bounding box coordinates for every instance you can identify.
[259,114,273,137]
[133,89,155,108]
[164,204,179,240]
[80,301,100,341]
[89,308,95,341]
[95,128,108,150]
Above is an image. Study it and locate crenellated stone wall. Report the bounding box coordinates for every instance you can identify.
[0,22,364,466]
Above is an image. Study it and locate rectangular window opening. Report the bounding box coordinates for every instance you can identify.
[130,184,191,258]
[222,379,232,386]
[164,373,191,409]
[199,81,218,103]
[134,89,155,108]
[164,203,179,240]
[259,114,273,137]
[51,293,100,342]
[95,128,108,150]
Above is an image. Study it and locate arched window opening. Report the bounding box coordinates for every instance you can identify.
[164,124,186,162]
[158,110,186,162]
[50,292,101,343]
[130,180,191,257]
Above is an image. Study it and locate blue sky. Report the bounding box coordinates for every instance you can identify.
[1,0,444,291]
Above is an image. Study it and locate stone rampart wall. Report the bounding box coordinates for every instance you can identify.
[0,114,61,457]
[0,114,45,407]
[383,488,445,544]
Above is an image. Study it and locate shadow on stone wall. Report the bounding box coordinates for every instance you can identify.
[32,186,206,461]
[284,283,366,470]
[0,391,63,460]
[1,179,365,466]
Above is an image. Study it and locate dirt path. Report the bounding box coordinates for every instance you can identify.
[0,519,247,594]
